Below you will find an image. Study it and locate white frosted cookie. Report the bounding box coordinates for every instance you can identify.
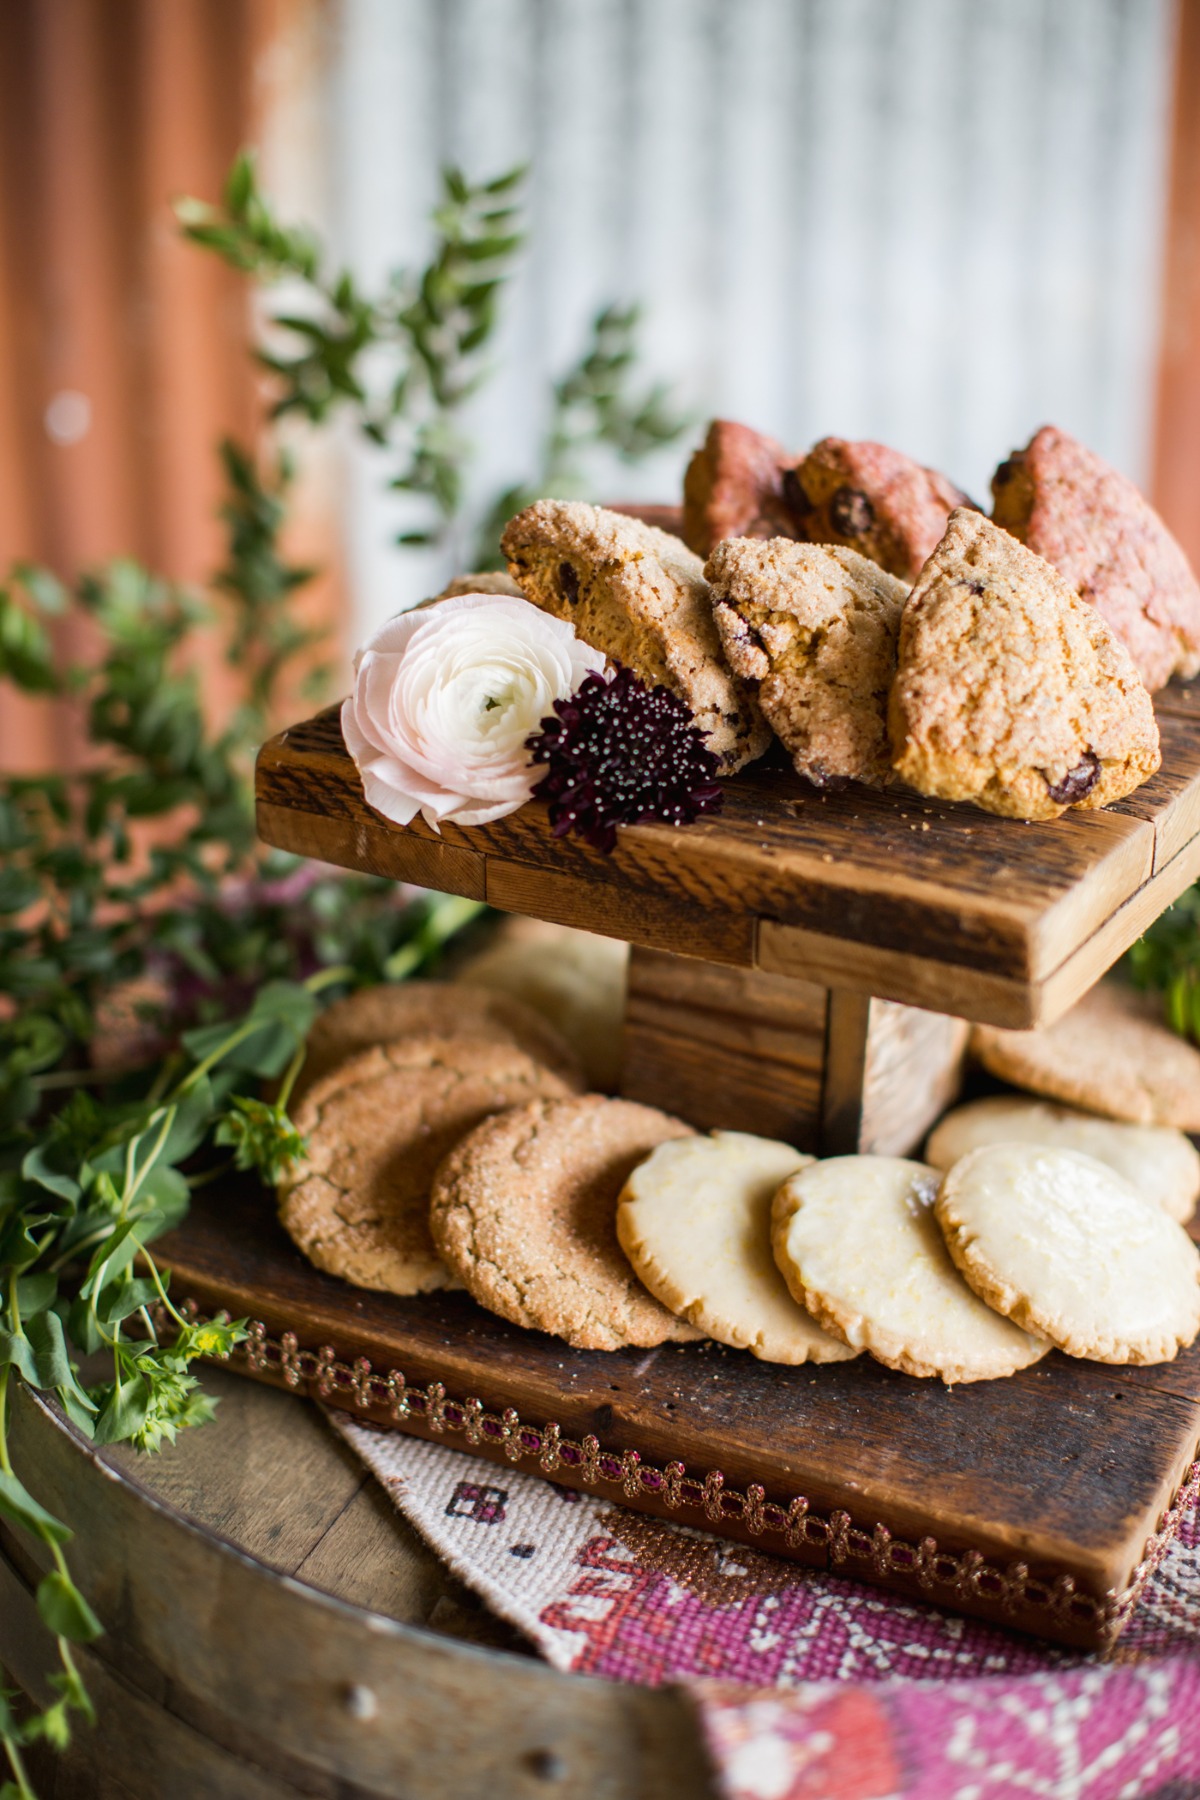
[926,1097,1200,1224]
[616,1132,858,1365]
[771,1156,1048,1383]
[936,1143,1200,1365]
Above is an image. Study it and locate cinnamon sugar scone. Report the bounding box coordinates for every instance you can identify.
[890,509,1160,819]
[429,1095,701,1350]
[991,424,1200,691]
[501,500,770,774]
[972,982,1200,1132]
[707,538,909,788]
[789,437,975,582]
[279,1035,574,1295]
[681,419,799,557]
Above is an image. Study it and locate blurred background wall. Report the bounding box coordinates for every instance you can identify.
[2,0,1199,730]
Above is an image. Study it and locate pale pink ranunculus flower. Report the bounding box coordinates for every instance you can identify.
[341,593,606,829]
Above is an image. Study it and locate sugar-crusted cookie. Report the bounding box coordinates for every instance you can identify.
[925,1096,1200,1223]
[707,537,909,789]
[991,424,1200,692]
[429,1095,701,1350]
[436,570,526,599]
[501,499,770,774]
[788,437,974,583]
[889,509,1160,820]
[935,1142,1200,1364]
[972,982,1200,1132]
[454,918,628,1092]
[279,1035,573,1295]
[616,1131,857,1364]
[681,419,799,558]
[292,981,584,1106]
[771,1155,1048,1382]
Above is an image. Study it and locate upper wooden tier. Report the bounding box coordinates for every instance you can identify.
[256,683,1200,1030]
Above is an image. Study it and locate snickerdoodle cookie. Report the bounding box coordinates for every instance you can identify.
[991,424,1200,692]
[787,437,974,583]
[936,1143,1200,1364]
[501,500,770,773]
[707,537,909,788]
[925,1096,1200,1223]
[889,509,1160,819]
[279,1035,574,1295]
[616,1130,857,1364]
[771,1155,1048,1382]
[429,1094,701,1350]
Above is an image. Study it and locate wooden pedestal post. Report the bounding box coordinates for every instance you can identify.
[620,946,969,1157]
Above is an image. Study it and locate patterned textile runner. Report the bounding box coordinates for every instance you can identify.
[331,1415,1200,1799]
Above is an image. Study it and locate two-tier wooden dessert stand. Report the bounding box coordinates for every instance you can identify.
[155,683,1200,1651]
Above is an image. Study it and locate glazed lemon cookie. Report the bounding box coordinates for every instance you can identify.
[925,1096,1200,1223]
[972,982,1200,1132]
[291,980,584,1106]
[501,499,770,773]
[429,1095,701,1351]
[616,1131,857,1364]
[707,537,909,788]
[936,1143,1200,1364]
[771,1156,1048,1382]
[890,509,1160,820]
[279,1035,573,1295]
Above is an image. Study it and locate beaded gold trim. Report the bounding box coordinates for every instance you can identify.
[180,1301,1200,1649]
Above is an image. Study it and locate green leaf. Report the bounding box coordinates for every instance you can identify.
[36,1570,102,1643]
[91,1372,152,1445]
[14,1271,58,1314]
[24,1310,73,1389]
[0,868,40,914]
[0,1329,38,1383]
[0,1472,72,1544]
[22,1141,81,1203]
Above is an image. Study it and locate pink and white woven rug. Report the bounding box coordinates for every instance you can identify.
[331,1416,1200,1799]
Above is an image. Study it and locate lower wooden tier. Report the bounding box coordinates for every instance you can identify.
[155,1182,1200,1653]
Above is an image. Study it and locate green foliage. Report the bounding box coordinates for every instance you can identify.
[1126,884,1200,1038]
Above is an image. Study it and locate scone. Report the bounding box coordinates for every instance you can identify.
[616,1130,857,1364]
[889,509,1161,819]
[788,437,975,582]
[501,499,770,774]
[707,537,909,788]
[991,424,1200,691]
[925,1096,1200,1223]
[972,982,1200,1132]
[437,570,525,599]
[278,1034,573,1295]
[936,1143,1200,1365]
[681,419,800,557]
[771,1155,1047,1383]
[429,1095,701,1351]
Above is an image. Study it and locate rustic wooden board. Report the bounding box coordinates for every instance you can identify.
[153,1180,1200,1653]
[255,697,1200,1028]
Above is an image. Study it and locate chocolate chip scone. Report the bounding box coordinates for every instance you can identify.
[501,500,770,774]
[991,424,1200,692]
[890,509,1160,820]
[681,418,799,557]
[788,437,975,582]
[707,538,909,788]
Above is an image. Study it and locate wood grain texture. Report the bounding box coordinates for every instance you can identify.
[143,1179,1200,1651]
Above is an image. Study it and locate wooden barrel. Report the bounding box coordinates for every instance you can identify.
[0,1370,717,1799]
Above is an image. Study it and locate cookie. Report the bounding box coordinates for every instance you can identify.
[292,981,584,1106]
[454,917,628,1092]
[771,1155,1048,1382]
[681,419,799,558]
[991,425,1200,692]
[925,1096,1200,1223]
[501,499,770,774]
[429,1095,701,1350]
[889,509,1160,819]
[935,1143,1200,1364]
[616,1131,858,1364]
[707,537,909,788]
[788,437,975,583]
[278,1035,573,1294]
[972,982,1200,1132]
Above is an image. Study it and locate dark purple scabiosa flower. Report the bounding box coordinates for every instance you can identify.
[525,663,723,853]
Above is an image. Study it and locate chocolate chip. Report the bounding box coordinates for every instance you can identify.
[963,578,986,596]
[806,762,850,791]
[829,486,874,538]
[1045,752,1100,805]
[992,459,1017,488]
[557,561,580,604]
[781,467,813,525]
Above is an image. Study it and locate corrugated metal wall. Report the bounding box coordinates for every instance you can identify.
[326,0,1178,632]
